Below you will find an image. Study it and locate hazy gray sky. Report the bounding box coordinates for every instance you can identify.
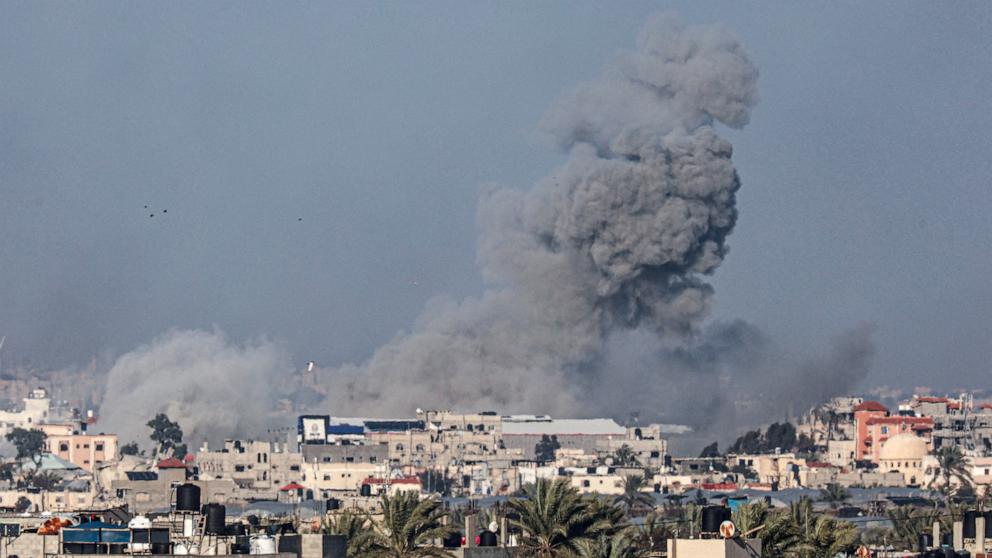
[2,2,990,394]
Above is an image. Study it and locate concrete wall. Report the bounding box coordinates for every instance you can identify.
[0,533,59,558]
[666,538,761,558]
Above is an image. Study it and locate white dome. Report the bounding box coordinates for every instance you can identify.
[880,433,928,461]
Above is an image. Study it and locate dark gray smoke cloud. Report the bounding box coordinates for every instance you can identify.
[320,14,796,420]
[592,321,874,449]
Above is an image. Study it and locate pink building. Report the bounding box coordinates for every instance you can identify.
[854,401,932,462]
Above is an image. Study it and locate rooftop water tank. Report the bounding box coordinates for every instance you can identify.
[176,483,200,512]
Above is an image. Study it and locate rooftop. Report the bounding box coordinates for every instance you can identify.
[502,418,625,436]
[854,401,888,413]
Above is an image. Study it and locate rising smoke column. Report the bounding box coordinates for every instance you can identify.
[322,14,762,416]
[99,329,290,446]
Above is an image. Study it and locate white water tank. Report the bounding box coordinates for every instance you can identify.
[250,535,276,555]
[128,515,152,553]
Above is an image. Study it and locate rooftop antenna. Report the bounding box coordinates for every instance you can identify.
[0,335,5,373]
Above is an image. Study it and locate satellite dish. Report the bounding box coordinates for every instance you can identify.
[719,520,735,539]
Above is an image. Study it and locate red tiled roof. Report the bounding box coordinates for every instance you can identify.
[915,396,948,404]
[280,482,305,491]
[854,401,888,413]
[807,462,835,469]
[156,457,187,469]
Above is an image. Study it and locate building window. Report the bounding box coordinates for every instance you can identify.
[95,443,104,452]
[290,465,300,472]
[59,443,69,452]
[235,465,246,472]
[881,426,889,435]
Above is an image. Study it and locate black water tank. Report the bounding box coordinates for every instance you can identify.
[985,510,992,537]
[231,536,249,554]
[326,498,340,511]
[963,510,979,538]
[176,483,201,512]
[918,532,933,551]
[150,542,170,555]
[226,523,246,537]
[442,532,462,548]
[203,503,226,535]
[701,506,730,533]
[359,484,372,497]
[479,531,498,547]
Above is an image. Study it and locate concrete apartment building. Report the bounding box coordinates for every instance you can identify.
[910,395,992,454]
[111,457,238,513]
[293,411,667,498]
[299,412,667,470]
[40,424,118,472]
[196,439,302,500]
[500,416,668,466]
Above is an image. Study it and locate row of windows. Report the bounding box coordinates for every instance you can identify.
[321,456,377,463]
[57,442,106,452]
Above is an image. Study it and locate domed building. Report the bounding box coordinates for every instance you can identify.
[878,433,929,485]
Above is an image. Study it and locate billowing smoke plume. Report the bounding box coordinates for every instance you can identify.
[320,15,794,423]
[91,14,873,447]
[99,329,290,446]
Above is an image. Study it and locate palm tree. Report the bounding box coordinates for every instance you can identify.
[322,511,376,557]
[791,514,859,558]
[731,502,768,536]
[632,511,671,554]
[613,475,655,514]
[574,528,647,558]
[928,446,973,502]
[886,506,944,552]
[365,492,453,558]
[817,483,851,509]
[759,509,801,558]
[507,478,618,558]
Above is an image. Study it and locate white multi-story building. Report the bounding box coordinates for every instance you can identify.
[0,388,51,436]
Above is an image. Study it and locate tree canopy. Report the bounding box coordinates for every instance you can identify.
[147,413,184,457]
[5,427,46,470]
